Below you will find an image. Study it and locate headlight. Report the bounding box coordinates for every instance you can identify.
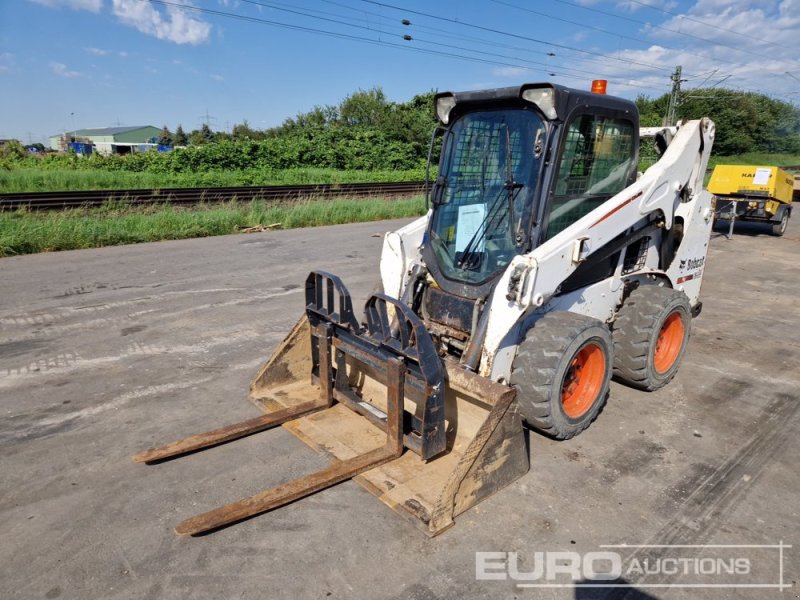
[435,94,456,124]
[521,87,557,120]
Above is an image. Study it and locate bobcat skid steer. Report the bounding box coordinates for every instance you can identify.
[135,81,715,537]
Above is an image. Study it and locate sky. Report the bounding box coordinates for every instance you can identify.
[0,0,798,144]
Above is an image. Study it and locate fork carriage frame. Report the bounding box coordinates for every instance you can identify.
[305,271,446,460]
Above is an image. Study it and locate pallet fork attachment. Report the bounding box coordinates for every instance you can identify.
[135,271,529,536]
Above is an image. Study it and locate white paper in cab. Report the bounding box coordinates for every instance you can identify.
[455,203,487,253]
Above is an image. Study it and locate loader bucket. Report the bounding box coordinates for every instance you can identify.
[135,271,528,536]
[247,273,529,535]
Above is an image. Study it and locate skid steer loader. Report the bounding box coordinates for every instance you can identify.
[135,81,715,536]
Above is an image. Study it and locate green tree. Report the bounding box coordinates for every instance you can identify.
[0,139,26,160]
[158,125,172,146]
[636,88,800,155]
[232,119,261,140]
[188,124,215,145]
[634,94,668,127]
[200,123,214,143]
[339,87,389,127]
[188,130,205,145]
[174,124,188,146]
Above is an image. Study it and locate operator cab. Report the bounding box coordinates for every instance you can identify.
[423,83,639,302]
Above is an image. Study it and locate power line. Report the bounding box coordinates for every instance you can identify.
[357,0,800,99]
[248,0,676,78]
[311,0,796,100]
[622,0,791,53]
[143,0,661,92]
[237,0,594,76]
[358,0,675,73]
[143,0,797,103]
[139,0,597,84]
[242,0,655,82]
[490,0,719,67]
[489,0,785,76]
[551,0,800,68]
[693,68,719,89]
[319,0,657,76]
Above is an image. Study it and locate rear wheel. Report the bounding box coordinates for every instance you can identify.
[772,212,789,236]
[511,312,612,440]
[613,285,691,391]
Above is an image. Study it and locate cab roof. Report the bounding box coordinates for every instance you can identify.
[435,82,638,124]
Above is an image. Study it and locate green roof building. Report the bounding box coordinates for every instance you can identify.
[49,125,161,152]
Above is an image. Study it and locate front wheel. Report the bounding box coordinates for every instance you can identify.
[511,312,613,440]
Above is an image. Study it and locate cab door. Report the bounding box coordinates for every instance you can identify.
[542,111,637,242]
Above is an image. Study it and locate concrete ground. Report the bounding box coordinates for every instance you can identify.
[1,218,798,600]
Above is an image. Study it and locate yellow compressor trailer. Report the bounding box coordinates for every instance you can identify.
[708,165,794,237]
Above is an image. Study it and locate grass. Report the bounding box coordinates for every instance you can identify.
[707,153,800,169]
[0,196,426,257]
[639,152,800,173]
[3,155,796,194]
[0,167,426,193]
[3,151,796,257]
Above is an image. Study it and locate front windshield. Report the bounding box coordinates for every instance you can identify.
[429,108,545,285]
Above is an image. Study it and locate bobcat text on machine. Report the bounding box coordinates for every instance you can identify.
[135,81,716,536]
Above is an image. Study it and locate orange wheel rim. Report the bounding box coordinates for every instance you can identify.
[654,312,685,374]
[561,342,606,419]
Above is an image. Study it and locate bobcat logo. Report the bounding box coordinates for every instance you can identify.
[680,257,705,270]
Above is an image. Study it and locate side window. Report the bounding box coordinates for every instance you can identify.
[545,114,634,239]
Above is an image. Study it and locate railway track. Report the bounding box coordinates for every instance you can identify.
[1,165,797,212]
[0,181,426,211]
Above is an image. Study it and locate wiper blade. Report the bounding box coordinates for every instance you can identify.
[457,180,526,269]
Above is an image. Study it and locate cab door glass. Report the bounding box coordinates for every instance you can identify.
[546,114,635,240]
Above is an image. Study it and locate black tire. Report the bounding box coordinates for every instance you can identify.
[613,285,691,391]
[772,212,789,236]
[510,312,613,440]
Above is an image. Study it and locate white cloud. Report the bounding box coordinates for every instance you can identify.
[209,73,225,81]
[552,0,800,102]
[0,53,13,75]
[118,51,129,58]
[615,0,679,11]
[85,47,109,55]
[491,66,530,78]
[31,0,210,45]
[111,0,212,45]
[49,62,82,78]
[29,0,102,12]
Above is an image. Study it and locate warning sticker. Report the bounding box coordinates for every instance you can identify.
[752,168,771,185]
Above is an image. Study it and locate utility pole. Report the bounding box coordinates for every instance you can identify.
[199,109,216,129]
[663,65,687,127]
